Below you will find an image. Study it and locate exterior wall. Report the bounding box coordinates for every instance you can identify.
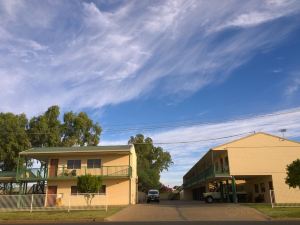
[244,176,273,203]
[183,188,193,200]
[48,154,130,170]
[47,178,131,206]
[272,173,300,203]
[215,133,300,203]
[129,146,137,204]
[44,145,138,206]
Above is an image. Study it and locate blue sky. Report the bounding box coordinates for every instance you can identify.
[1,0,300,186]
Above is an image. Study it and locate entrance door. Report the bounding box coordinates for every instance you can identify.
[47,186,57,207]
[49,159,58,177]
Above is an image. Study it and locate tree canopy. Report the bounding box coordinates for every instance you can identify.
[128,134,173,192]
[0,105,102,171]
[77,174,102,193]
[28,106,61,147]
[0,113,31,171]
[285,159,300,189]
[61,111,102,147]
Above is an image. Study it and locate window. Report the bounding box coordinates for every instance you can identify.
[260,183,266,193]
[67,160,81,169]
[87,159,101,168]
[268,181,273,190]
[254,184,259,193]
[99,185,106,194]
[71,186,78,195]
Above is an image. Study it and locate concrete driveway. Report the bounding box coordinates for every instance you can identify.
[106,201,269,221]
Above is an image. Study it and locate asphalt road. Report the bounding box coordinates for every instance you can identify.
[3,222,300,225]
[106,201,268,221]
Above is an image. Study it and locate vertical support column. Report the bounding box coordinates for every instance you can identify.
[232,176,237,203]
[16,156,20,180]
[225,180,230,203]
[19,182,23,195]
[9,182,13,194]
[25,182,28,194]
[220,181,224,202]
[211,150,215,175]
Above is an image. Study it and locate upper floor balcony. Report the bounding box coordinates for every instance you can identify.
[183,165,230,188]
[183,150,230,189]
[17,165,131,181]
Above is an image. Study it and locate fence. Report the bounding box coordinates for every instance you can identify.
[270,190,300,208]
[0,193,108,212]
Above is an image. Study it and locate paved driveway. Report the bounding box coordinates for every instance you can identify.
[106,201,269,221]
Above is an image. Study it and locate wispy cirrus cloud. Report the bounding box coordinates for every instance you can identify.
[0,0,299,115]
[285,73,300,96]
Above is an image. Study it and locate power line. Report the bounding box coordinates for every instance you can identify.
[102,108,300,128]
[133,132,254,145]
[101,108,300,133]
[1,108,300,136]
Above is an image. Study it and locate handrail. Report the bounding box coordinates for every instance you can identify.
[17,165,131,180]
[183,166,230,188]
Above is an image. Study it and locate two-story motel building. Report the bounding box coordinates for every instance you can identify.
[183,132,300,203]
[16,145,137,206]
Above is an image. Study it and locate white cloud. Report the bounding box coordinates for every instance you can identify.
[285,76,300,96]
[0,0,299,116]
[215,0,299,30]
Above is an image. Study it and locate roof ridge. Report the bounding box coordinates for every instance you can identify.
[212,132,300,149]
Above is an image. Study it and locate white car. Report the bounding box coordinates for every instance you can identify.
[147,189,160,203]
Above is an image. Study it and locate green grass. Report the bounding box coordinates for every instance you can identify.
[246,204,300,219]
[0,207,123,221]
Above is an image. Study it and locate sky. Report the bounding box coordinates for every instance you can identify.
[0,0,300,186]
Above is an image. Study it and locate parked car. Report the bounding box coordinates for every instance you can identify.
[147,189,160,203]
[203,191,248,203]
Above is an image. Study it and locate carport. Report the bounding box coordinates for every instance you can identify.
[184,175,239,203]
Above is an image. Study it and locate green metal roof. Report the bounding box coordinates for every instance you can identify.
[20,145,132,155]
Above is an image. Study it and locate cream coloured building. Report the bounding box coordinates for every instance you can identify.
[183,132,300,203]
[17,145,137,206]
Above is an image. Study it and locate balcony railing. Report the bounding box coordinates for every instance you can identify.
[17,168,48,181]
[17,166,131,181]
[183,166,230,188]
[50,166,131,179]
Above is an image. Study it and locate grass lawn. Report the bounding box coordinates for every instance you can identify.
[246,204,300,219]
[0,207,123,221]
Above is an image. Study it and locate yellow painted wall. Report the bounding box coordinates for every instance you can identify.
[47,178,131,206]
[214,133,300,203]
[129,145,137,204]
[49,154,130,169]
[45,145,138,206]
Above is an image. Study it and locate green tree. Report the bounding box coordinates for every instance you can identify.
[28,106,61,147]
[0,113,31,171]
[61,111,102,147]
[128,134,173,192]
[77,174,102,206]
[286,159,300,189]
